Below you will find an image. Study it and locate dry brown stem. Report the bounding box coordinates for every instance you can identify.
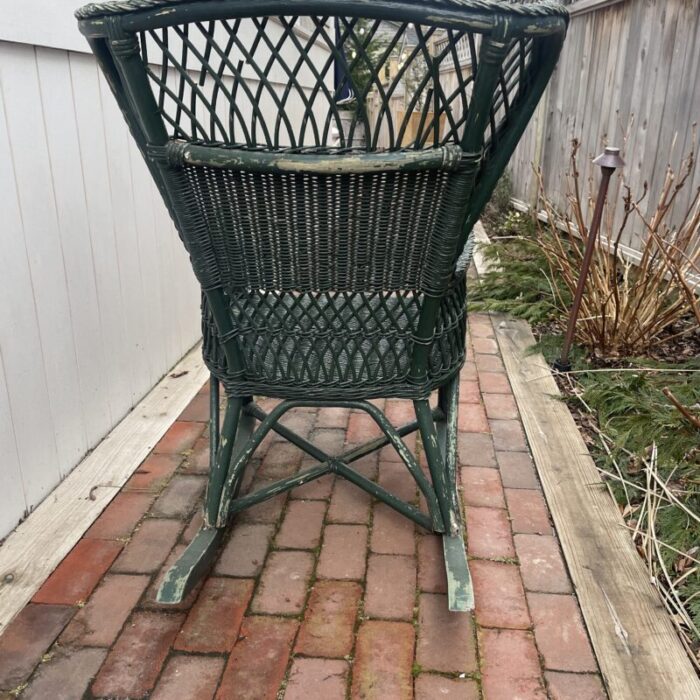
[662,387,700,430]
[534,140,700,357]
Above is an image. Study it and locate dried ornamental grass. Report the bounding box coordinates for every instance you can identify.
[535,140,700,358]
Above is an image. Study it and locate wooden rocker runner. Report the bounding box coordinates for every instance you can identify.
[76,0,567,610]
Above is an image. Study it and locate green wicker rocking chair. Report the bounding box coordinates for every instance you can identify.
[76,0,567,610]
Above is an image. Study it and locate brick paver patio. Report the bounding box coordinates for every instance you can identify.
[0,313,607,699]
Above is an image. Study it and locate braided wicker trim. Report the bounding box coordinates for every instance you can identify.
[76,0,569,22]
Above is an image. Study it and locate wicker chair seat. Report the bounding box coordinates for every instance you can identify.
[203,278,467,399]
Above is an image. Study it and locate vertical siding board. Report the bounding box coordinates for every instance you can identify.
[678,7,700,164]
[98,71,153,400]
[0,43,87,475]
[35,46,113,448]
[586,12,611,154]
[126,137,164,388]
[667,4,700,222]
[0,353,26,536]
[68,51,133,420]
[0,54,62,507]
[645,3,686,231]
[626,0,670,246]
[599,6,631,217]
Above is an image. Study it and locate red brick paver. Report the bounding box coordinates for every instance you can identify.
[295,581,361,657]
[416,674,480,699]
[416,593,477,673]
[515,534,572,594]
[370,504,415,555]
[352,621,415,700]
[32,539,123,605]
[154,420,205,454]
[0,314,606,699]
[528,593,598,672]
[506,488,553,535]
[111,518,182,573]
[175,577,253,653]
[252,551,314,614]
[0,604,74,689]
[286,658,349,700]
[124,453,181,493]
[461,466,506,508]
[417,533,448,593]
[481,628,547,700]
[151,655,225,700]
[497,450,539,489]
[466,507,515,559]
[214,522,274,577]
[22,647,107,699]
[275,499,326,549]
[61,574,150,647]
[84,492,154,540]
[151,474,206,518]
[216,616,297,700]
[365,554,416,620]
[471,559,531,629]
[91,611,184,698]
[546,671,607,700]
[317,524,368,579]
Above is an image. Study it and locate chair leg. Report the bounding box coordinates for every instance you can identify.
[418,377,474,612]
[157,379,254,604]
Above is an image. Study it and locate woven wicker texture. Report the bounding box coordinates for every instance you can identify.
[77,0,567,400]
[167,161,470,396]
[76,0,570,21]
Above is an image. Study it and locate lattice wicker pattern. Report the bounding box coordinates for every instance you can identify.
[202,279,468,399]
[136,16,534,152]
[168,160,471,397]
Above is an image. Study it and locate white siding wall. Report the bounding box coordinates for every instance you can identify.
[0,37,203,538]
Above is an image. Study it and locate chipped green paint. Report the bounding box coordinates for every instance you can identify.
[174,142,465,175]
[443,533,475,611]
[156,527,222,604]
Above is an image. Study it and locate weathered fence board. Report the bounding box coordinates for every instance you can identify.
[509,0,700,255]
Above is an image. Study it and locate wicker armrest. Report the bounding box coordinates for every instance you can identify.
[162,140,469,174]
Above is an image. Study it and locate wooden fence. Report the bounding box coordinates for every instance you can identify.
[508,0,700,257]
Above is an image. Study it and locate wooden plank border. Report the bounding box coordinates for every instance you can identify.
[0,343,208,635]
[471,221,700,697]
